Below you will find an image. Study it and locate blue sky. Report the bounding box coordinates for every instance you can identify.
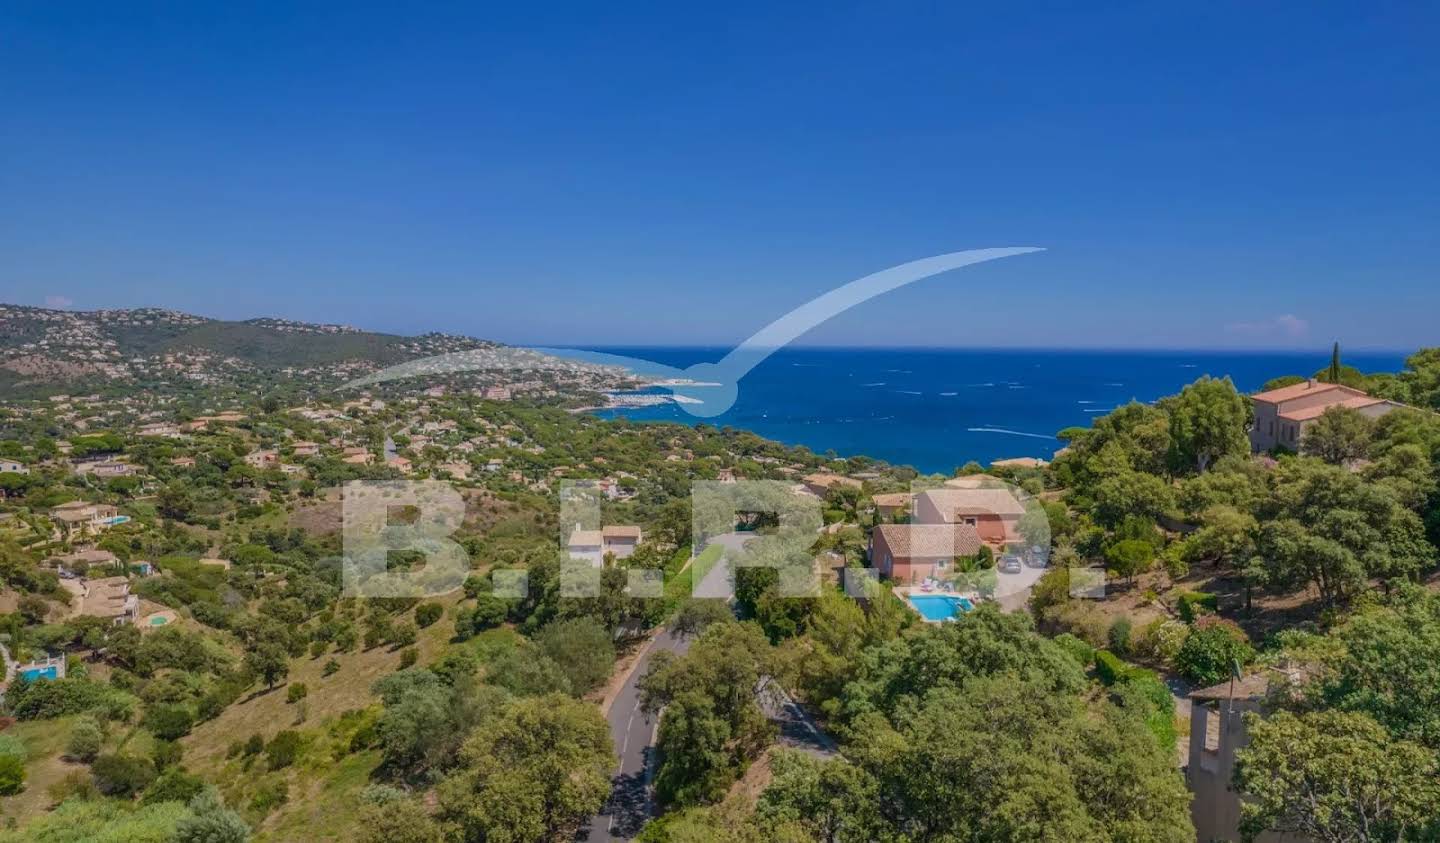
[2,2,1437,350]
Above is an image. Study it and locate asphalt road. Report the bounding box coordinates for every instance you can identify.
[577,532,837,842]
[576,627,690,842]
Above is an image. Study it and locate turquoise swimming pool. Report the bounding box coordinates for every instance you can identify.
[20,665,58,681]
[908,594,975,621]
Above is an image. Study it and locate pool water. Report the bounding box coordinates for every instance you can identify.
[908,595,975,621]
[21,666,58,681]
[149,616,169,626]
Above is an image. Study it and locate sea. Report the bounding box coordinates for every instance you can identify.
[582,347,1410,475]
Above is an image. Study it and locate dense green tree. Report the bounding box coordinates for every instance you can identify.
[654,691,734,806]
[535,617,615,696]
[438,693,613,843]
[1301,405,1375,464]
[357,797,443,843]
[1166,376,1250,473]
[243,642,290,689]
[1236,710,1440,843]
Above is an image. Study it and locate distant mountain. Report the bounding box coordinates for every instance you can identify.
[0,304,615,397]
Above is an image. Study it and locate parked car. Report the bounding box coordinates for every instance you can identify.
[999,555,1024,574]
[1024,545,1049,568]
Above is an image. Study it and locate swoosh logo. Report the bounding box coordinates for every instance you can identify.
[343,247,1043,416]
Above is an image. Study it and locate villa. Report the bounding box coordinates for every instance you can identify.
[801,472,863,498]
[47,548,120,576]
[1250,380,1405,452]
[0,459,28,475]
[77,575,139,625]
[915,484,1027,547]
[49,501,123,537]
[567,524,644,567]
[244,449,280,469]
[292,441,321,457]
[870,522,983,584]
[871,492,912,521]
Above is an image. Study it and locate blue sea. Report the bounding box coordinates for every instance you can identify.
[584,347,1409,474]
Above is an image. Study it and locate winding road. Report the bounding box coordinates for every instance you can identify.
[577,533,837,842]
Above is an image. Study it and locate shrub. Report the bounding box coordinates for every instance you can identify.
[265,730,302,770]
[0,733,27,762]
[1174,618,1254,685]
[1046,600,1110,647]
[47,769,98,804]
[172,789,251,843]
[398,648,418,670]
[91,753,157,797]
[242,734,264,756]
[142,766,206,805]
[1094,649,1128,685]
[388,621,418,648]
[0,754,24,795]
[250,778,289,813]
[414,602,443,628]
[323,659,341,677]
[1112,671,1178,752]
[1052,633,1095,667]
[1132,618,1190,666]
[287,683,308,704]
[1107,617,1133,657]
[143,703,195,740]
[1176,591,1219,623]
[152,738,183,770]
[6,676,136,721]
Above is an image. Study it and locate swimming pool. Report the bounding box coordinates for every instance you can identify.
[908,594,975,622]
[20,666,58,681]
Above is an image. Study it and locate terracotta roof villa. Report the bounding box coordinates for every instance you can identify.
[77,575,139,625]
[1250,379,1406,452]
[870,523,983,585]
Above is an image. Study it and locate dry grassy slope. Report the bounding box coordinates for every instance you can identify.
[181,591,465,840]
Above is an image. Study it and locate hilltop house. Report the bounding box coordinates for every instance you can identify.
[0,459,29,475]
[567,524,644,567]
[870,523,983,584]
[1250,380,1405,452]
[77,575,139,625]
[49,501,123,537]
[291,441,320,457]
[47,548,120,576]
[916,484,1027,548]
[801,472,863,498]
[871,492,912,521]
[244,450,279,470]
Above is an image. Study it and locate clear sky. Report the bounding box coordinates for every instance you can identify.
[2,3,1437,350]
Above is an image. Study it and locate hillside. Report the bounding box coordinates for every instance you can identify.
[0,304,623,398]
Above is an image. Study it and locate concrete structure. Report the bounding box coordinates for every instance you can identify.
[1249,380,1404,452]
[1187,674,1309,843]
